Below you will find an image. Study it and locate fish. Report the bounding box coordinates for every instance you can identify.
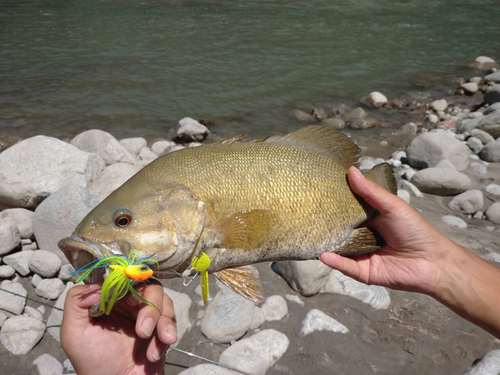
[58,125,396,303]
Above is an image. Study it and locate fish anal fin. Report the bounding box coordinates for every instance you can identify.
[214,265,265,304]
[335,227,380,257]
[211,134,250,145]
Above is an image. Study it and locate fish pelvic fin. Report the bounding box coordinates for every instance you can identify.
[362,163,397,195]
[334,227,380,257]
[263,125,360,169]
[214,265,265,304]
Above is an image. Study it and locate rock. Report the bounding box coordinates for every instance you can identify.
[473,211,484,220]
[365,92,387,108]
[0,208,34,239]
[249,307,266,331]
[456,134,465,141]
[398,179,423,198]
[358,159,376,171]
[162,288,192,346]
[471,129,495,144]
[401,122,418,135]
[484,85,500,105]
[391,150,406,161]
[24,306,44,322]
[397,189,411,204]
[480,141,500,162]
[486,202,500,225]
[0,312,6,328]
[349,118,377,130]
[461,82,479,94]
[0,265,15,278]
[36,278,65,300]
[442,215,467,229]
[33,353,63,375]
[261,295,288,321]
[119,137,147,156]
[89,163,141,201]
[63,359,75,373]
[3,250,33,276]
[175,118,209,143]
[293,109,315,122]
[430,99,448,112]
[458,117,482,133]
[46,282,73,342]
[71,129,135,165]
[300,309,349,336]
[285,294,304,306]
[484,103,500,116]
[485,71,500,83]
[467,137,483,154]
[468,56,500,70]
[448,190,483,214]
[0,282,27,314]
[29,250,62,278]
[320,270,391,309]
[403,168,417,181]
[428,113,439,124]
[273,260,332,296]
[439,118,456,128]
[177,364,238,375]
[33,176,99,262]
[311,108,327,120]
[406,130,470,170]
[137,147,158,164]
[0,316,45,355]
[479,109,500,128]
[470,162,487,175]
[32,274,43,288]
[22,242,38,251]
[464,350,500,375]
[219,329,289,375]
[58,264,77,282]
[201,286,255,343]
[486,184,500,196]
[0,136,104,208]
[151,140,177,156]
[412,167,470,196]
[321,118,346,130]
[0,224,20,256]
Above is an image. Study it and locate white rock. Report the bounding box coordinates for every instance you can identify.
[461,82,479,94]
[398,179,423,198]
[392,160,402,168]
[320,270,391,309]
[36,278,65,300]
[430,99,448,112]
[485,71,500,83]
[137,147,158,163]
[71,129,135,165]
[401,122,418,135]
[0,136,104,208]
[486,202,500,225]
[300,309,349,336]
[89,163,141,201]
[412,167,471,196]
[119,137,147,156]
[428,114,439,124]
[29,250,62,278]
[442,215,467,229]
[358,159,376,171]
[63,359,75,373]
[397,189,411,204]
[37,306,45,315]
[33,354,64,375]
[151,140,177,156]
[464,350,500,375]
[3,250,34,276]
[0,224,20,256]
[58,264,77,282]
[46,282,73,342]
[219,329,289,375]
[486,184,500,196]
[365,92,387,108]
[285,294,304,306]
[249,307,266,331]
[177,364,237,375]
[403,169,417,182]
[448,190,483,214]
[471,129,495,144]
[273,260,332,296]
[470,162,487,175]
[24,306,44,322]
[0,208,34,239]
[0,316,45,355]
[176,118,209,142]
[162,288,192,346]
[0,312,7,328]
[475,56,496,64]
[0,265,15,278]
[0,281,27,314]
[467,137,483,154]
[261,295,288,321]
[391,150,406,161]
[32,274,43,288]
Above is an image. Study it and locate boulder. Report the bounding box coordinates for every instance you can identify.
[162,288,192,346]
[273,260,332,296]
[480,141,500,162]
[441,215,467,229]
[484,71,500,83]
[46,282,73,342]
[0,316,45,355]
[365,92,388,108]
[0,136,104,208]
[406,130,470,170]
[412,167,470,196]
[0,281,27,314]
[430,99,448,112]
[464,350,500,375]
[35,278,65,300]
[261,295,288,321]
[471,129,495,144]
[485,202,500,225]
[461,82,479,94]
[119,137,147,156]
[151,140,177,156]
[33,353,64,375]
[0,265,15,278]
[484,85,500,105]
[89,163,141,201]
[29,250,62,278]
[175,118,209,143]
[448,190,483,214]
[219,329,289,375]
[3,250,34,276]
[0,224,20,256]
[0,208,34,239]
[71,129,136,165]
[467,137,483,154]
[300,309,349,336]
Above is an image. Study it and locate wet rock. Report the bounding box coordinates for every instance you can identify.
[273,260,332,296]
[321,118,346,130]
[33,353,63,375]
[406,130,470,170]
[261,295,288,321]
[464,350,500,375]
[119,137,147,156]
[46,282,73,342]
[219,329,289,375]
[349,118,377,130]
[175,118,209,143]
[3,250,33,276]
[365,92,388,108]
[29,250,62,278]
[0,265,15,278]
[300,309,349,336]
[0,281,27,314]
[293,109,315,122]
[151,140,177,156]
[0,208,34,239]
[471,129,495,144]
[484,84,500,105]
[484,71,500,83]
[71,129,135,165]
[470,162,487,175]
[485,202,500,225]
[0,316,45,355]
[467,137,483,154]
[397,189,411,204]
[89,163,141,201]
[430,99,448,112]
[162,288,192,346]
[36,278,65,300]
[320,270,391,309]
[486,184,500,196]
[461,82,479,95]
[442,215,467,229]
[0,224,21,256]
[24,306,44,322]
[311,108,327,120]
[0,136,104,208]
[412,167,470,196]
[448,190,483,214]
[177,364,238,375]
[480,141,500,162]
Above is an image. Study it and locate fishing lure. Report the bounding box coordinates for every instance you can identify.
[182,250,211,304]
[72,249,159,315]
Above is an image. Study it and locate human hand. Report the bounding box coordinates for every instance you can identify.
[61,281,177,375]
[321,166,455,295]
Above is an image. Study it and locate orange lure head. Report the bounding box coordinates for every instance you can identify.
[124,264,154,281]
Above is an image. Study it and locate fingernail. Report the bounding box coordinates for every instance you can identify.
[89,283,101,290]
[151,345,161,362]
[141,317,154,338]
[350,167,364,179]
[162,324,177,344]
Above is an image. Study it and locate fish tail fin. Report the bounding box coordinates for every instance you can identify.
[362,163,397,195]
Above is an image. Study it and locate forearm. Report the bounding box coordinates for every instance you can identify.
[431,239,500,339]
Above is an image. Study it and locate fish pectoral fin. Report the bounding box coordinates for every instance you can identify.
[215,210,273,250]
[334,227,380,256]
[214,265,266,304]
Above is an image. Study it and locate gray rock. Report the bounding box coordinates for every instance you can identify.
[24,306,44,322]
[464,350,500,375]
[406,130,470,170]
[479,110,500,127]
[29,250,62,278]
[442,215,467,229]
[119,137,147,156]
[35,278,65,300]
[321,118,346,130]
[349,118,377,130]
[32,274,43,288]
[177,364,237,375]
[0,265,15,278]
[33,353,64,375]
[163,287,192,346]
[249,307,266,331]
[273,260,332,296]
[293,109,315,122]
[0,136,104,208]
[0,208,34,239]
[0,316,45,355]
[365,92,387,108]
[458,117,482,133]
[412,167,471,196]
[430,99,448,112]
[0,281,27,314]
[46,282,73,342]
[484,85,500,105]
[486,202,500,225]
[3,250,33,276]
[455,134,466,141]
[485,71,500,83]
[137,147,158,164]
[261,295,288,321]
[320,270,391,309]
[486,184,500,196]
[449,190,483,214]
[397,189,411,204]
[176,118,209,143]
[461,82,479,94]
[480,141,500,162]
[403,169,418,183]
[0,312,6,328]
[0,224,20,255]
[58,264,77,282]
[71,129,135,165]
[471,129,495,144]
[219,329,289,375]
[33,176,100,262]
[484,103,500,116]
[201,286,255,343]
[470,162,487,175]
[151,140,177,156]
[473,211,484,219]
[467,137,483,154]
[88,163,140,201]
[300,309,349,336]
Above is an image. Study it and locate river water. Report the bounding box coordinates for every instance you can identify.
[1,0,499,140]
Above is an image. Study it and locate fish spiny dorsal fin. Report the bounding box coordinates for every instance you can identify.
[214,265,266,304]
[263,125,360,169]
[211,133,250,145]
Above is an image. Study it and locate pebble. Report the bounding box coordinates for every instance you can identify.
[485,202,500,225]
[484,85,500,105]
[35,278,65,300]
[480,141,500,162]
[89,163,141,201]
[0,265,15,278]
[0,208,34,239]
[33,354,64,375]
[293,109,315,122]
[137,147,158,163]
[486,184,500,196]
[448,190,483,214]
[58,264,77,282]
[461,82,479,94]
[430,99,448,112]
[3,250,34,276]
[63,359,75,373]
[150,140,176,156]
[0,312,7,328]
[427,113,439,124]
[0,316,46,355]
[0,224,21,256]
[401,122,418,135]
[261,295,288,321]
[391,150,406,161]
[0,281,27,314]
[311,108,328,120]
[321,118,346,130]
[285,294,304,306]
[484,71,500,83]
[455,134,465,141]
[29,250,62,278]
[359,159,376,171]
[392,160,402,168]
[300,309,349,336]
[471,129,495,144]
[464,350,500,375]
[442,215,467,229]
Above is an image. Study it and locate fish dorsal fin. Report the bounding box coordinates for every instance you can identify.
[263,125,360,168]
[211,133,250,145]
[214,265,266,304]
[215,210,273,249]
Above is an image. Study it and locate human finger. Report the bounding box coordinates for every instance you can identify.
[157,293,177,345]
[320,252,368,284]
[135,280,164,340]
[61,284,102,331]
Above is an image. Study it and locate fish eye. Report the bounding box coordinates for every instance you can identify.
[140,266,149,272]
[113,209,132,228]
